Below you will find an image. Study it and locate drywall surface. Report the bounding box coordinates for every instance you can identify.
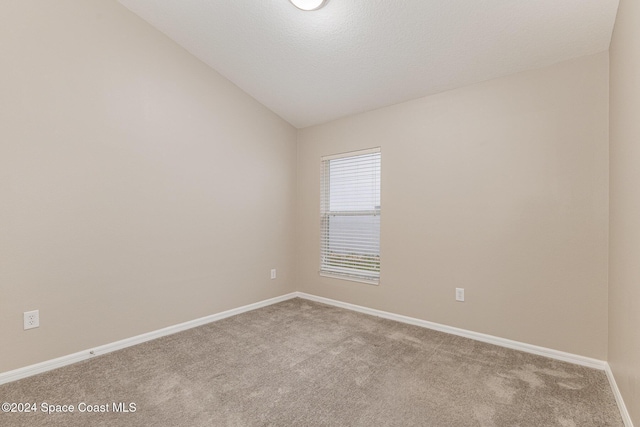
[297,53,609,359]
[0,0,297,372]
[609,0,640,423]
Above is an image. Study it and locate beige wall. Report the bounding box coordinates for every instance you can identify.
[0,0,297,373]
[297,53,610,359]
[609,0,640,423]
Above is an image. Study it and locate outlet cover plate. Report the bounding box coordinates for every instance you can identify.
[455,288,465,302]
[24,310,40,330]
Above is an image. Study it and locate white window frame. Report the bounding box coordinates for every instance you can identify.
[320,147,381,285]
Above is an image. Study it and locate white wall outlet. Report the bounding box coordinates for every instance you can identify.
[24,310,39,330]
[270,269,277,280]
[455,288,465,302]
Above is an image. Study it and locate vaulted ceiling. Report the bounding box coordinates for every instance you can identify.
[118,0,619,128]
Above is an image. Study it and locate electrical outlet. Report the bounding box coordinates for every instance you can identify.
[24,310,39,330]
[270,269,277,280]
[455,288,465,302]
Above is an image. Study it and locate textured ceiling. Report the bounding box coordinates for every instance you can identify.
[118,0,619,128]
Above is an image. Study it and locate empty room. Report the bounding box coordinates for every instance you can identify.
[1,0,638,426]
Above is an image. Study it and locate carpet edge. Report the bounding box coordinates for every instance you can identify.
[294,292,638,422]
[605,362,636,427]
[0,292,299,385]
[294,292,606,370]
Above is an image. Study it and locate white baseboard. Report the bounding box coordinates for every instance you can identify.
[295,292,607,370]
[605,363,635,427]
[2,290,631,426]
[300,291,633,424]
[0,292,298,385]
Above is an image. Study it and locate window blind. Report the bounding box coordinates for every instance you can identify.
[320,148,381,284]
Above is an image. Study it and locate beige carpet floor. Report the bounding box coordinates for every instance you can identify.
[0,298,623,426]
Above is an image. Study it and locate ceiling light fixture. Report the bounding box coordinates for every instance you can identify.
[289,0,327,11]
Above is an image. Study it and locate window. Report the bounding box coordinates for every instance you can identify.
[320,148,381,284]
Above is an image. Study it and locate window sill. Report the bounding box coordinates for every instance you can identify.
[319,272,379,286]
